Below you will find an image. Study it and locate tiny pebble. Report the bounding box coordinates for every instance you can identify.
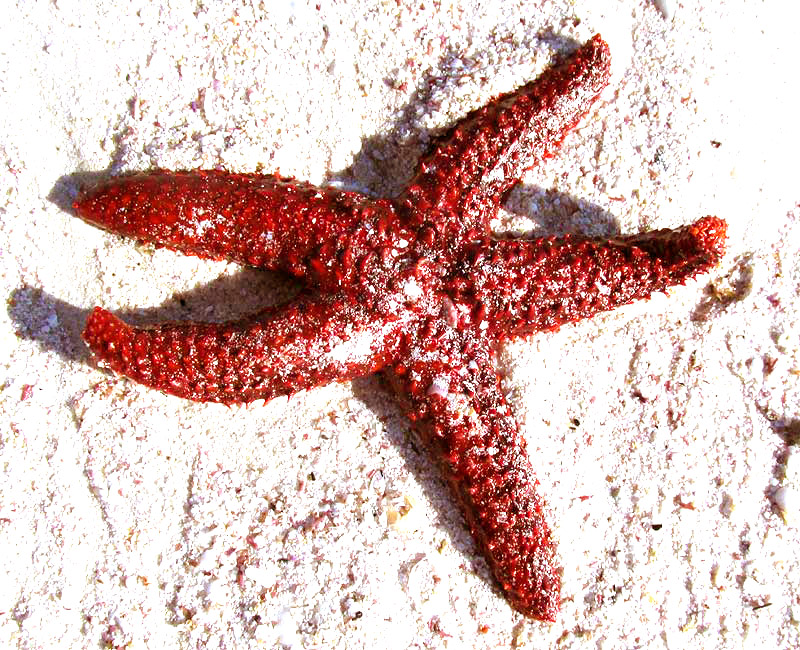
[653,0,671,19]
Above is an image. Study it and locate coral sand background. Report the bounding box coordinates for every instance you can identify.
[1,1,799,648]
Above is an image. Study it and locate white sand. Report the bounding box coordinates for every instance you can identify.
[1,1,799,648]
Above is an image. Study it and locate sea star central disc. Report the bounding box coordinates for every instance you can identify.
[73,35,727,620]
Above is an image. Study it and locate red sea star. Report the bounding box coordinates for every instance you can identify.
[73,35,726,621]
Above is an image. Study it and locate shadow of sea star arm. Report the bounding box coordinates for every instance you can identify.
[385,326,560,620]
[74,170,412,292]
[83,292,417,403]
[453,216,727,339]
[397,34,610,245]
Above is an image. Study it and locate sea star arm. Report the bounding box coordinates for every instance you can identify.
[398,34,611,245]
[386,325,560,620]
[83,292,416,403]
[453,216,727,338]
[74,170,412,292]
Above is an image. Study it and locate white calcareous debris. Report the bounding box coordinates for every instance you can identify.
[426,374,450,398]
[386,494,424,532]
[774,447,800,523]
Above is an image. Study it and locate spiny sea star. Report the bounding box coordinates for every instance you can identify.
[73,35,726,621]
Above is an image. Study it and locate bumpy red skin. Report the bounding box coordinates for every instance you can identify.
[73,35,727,621]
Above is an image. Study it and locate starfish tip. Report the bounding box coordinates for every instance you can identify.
[691,216,727,257]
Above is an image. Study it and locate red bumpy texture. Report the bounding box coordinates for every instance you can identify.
[73,35,727,621]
